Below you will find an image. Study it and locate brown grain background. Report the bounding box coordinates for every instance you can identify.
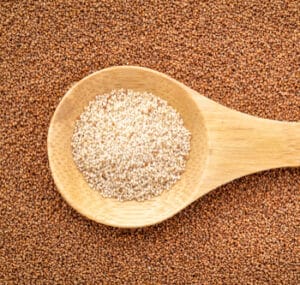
[1,1,299,284]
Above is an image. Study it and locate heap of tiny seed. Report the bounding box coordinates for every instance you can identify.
[2,0,299,284]
[71,89,191,201]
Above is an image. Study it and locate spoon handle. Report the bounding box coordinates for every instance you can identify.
[214,118,300,171]
[192,92,299,192]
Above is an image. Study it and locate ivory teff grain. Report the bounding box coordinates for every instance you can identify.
[72,89,191,201]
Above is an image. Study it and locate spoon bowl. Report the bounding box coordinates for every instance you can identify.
[48,66,300,227]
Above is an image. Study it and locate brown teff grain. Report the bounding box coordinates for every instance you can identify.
[1,1,299,284]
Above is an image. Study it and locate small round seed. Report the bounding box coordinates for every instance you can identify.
[71,89,191,201]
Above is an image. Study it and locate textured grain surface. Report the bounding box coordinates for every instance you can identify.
[71,89,191,201]
[1,1,299,284]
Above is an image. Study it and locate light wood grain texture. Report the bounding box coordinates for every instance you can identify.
[47,66,300,228]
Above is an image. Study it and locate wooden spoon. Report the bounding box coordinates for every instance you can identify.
[48,66,300,228]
